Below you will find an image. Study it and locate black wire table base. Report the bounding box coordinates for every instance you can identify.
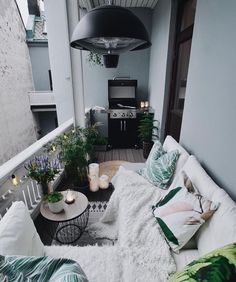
[45,207,89,244]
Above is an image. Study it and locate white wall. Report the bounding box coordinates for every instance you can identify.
[44,0,74,125]
[148,0,172,140]
[0,0,37,165]
[16,0,29,27]
[180,0,236,200]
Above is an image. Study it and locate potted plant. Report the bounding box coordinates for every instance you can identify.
[138,113,159,159]
[94,135,108,152]
[47,191,64,213]
[55,126,96,189]
[25,156,59,196]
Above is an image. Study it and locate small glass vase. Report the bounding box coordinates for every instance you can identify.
[41,182,50,196]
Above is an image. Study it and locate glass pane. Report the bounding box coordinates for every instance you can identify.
[174,39,192,110]
[181,0,197,31]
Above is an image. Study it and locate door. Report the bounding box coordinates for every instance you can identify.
[108,119,138,148]
[165,0,197,141]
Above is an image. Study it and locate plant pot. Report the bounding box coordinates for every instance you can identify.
[41,182,50,196]
[142,141,154,159]
[48,199,64,214]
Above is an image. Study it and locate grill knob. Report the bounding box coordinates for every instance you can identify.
[122,113,125,117]
[130,113,133,117]
[113,113,117,117]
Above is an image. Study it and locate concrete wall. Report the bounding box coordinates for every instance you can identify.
[0,0,37,165]
[180,0,236,200]
[28,45,51,91]
[148,0,172,140]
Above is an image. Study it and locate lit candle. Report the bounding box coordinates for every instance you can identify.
[89,163,99,177]
[11,174,18,186]
[99,175,109,189]
[89,175,99,192]
[140,101,145,108]
[144,101,149,108]
[65,190,75,204]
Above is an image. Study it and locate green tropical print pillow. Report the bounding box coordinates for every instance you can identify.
[0,255,88,282]
[139,149,180,189]
[169,243,236,282]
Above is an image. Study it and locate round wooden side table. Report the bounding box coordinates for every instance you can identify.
[40,191,89,244]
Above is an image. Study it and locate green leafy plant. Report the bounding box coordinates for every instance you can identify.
[55,126,99,187]
[138,113,159,142]
[87,51,103,66]
[47,192,63,203]
[25,156,59,185]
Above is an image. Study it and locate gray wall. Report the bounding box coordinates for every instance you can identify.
[180,0,236,200]
[83,8,152,108]
[29,44,51,91]
[148,0,172,139]
[0,0,37,165]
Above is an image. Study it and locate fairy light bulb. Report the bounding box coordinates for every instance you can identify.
[11,174,19,186]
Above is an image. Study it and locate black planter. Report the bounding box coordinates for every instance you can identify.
[142,141,154,159]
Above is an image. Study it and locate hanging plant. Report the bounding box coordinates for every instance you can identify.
[87,51,103,66]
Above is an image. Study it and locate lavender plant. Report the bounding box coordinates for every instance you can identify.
[25,156,59,195]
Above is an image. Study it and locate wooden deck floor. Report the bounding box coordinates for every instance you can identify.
[95,148,146,163]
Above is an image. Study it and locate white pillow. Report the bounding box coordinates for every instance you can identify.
[0,201,44,256]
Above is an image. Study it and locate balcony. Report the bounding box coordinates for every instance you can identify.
[0,118,73,220]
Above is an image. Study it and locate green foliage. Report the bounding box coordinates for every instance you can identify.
[55,125,99,186]
[169,243,236,282]
[138,113,159,142]
[47,192,63,203]
[25,156,59,185]
[87,52,103,66]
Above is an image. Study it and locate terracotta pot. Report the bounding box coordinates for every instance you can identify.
[142,141,154,159]
[48,199,64,214]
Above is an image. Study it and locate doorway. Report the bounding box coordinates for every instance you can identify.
[165,0,197,141]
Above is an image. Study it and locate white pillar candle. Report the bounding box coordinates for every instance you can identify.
[89,175,99,192]
[66,190,75,204]
[140,101,145,108]
[99,175,109,189]
[89,163,99,177]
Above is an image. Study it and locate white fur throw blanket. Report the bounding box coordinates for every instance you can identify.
[45,167,176,282]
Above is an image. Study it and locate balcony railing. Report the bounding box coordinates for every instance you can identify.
[0,118,73,220]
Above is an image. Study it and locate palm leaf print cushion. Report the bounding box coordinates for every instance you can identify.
[152,171,220,252]
[169,243,236,282]
[0,255,88,282]
[138,140,180,189]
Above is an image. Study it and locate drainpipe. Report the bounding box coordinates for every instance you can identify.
[66,0,85,127]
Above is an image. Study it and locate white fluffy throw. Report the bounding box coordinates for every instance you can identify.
[45,167,176,282]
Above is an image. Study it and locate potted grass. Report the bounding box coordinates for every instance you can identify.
[25,156,59,196]
[138,113,159,159]
[47,191,64,213]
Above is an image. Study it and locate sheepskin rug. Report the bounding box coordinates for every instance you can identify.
[45,167,176,282]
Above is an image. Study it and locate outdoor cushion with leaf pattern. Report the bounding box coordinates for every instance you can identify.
[152,171,220,252]
[138,140,180,189]
[169,243,236,282]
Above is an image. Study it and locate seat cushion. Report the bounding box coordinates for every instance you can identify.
[163,135,189,178]
[174,156,236,255]
[169,243,236,281]
[0,201,44,256]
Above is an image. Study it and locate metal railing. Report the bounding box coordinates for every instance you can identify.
[0,118,73,220]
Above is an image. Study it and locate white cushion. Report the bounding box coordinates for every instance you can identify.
[176,156,236,255]
[0,201,44,256]
[163,135,189,178]
[172,249,200,271]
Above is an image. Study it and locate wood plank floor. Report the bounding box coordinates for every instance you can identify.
[95,148,146,163]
